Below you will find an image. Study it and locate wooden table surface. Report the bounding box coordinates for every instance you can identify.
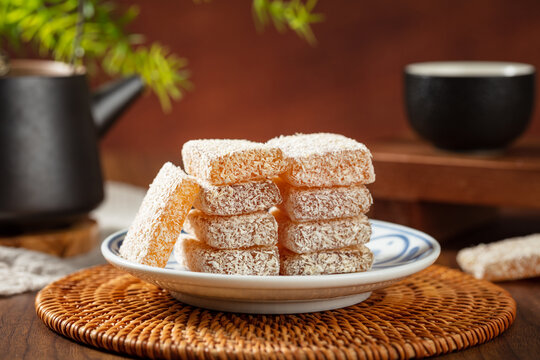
[1,150,539,360]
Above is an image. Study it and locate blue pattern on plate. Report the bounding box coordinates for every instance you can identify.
[368,222,434,269]
[109,221,435,271]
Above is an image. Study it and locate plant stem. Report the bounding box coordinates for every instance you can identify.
[71,0,84,67]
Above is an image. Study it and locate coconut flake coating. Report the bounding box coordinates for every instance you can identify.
[119,162,199,268]
[280,245,373,275]
[457,233,540,281]
[184,209,278,249]
[267,133,375,187]
[177,235,279,275]
[193,179,282,216]
[181,139,287,185]
[271,208,371,254]
[274,177,372,221]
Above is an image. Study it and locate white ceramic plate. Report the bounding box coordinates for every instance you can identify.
[102,220,440,314]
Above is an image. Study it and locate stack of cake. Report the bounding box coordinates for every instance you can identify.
[177,139,286,275]
[119,134,376,278]
[267,133,376,275]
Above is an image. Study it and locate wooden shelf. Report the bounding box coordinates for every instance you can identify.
[368,137,540,209]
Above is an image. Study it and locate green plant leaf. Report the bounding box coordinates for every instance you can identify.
[0,0,323,112]
[252,0,323,45]
[0,0,190,111]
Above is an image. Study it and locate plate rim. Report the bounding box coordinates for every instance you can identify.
[101,219,441,289]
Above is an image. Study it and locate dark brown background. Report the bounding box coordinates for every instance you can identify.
[102,0,540,155]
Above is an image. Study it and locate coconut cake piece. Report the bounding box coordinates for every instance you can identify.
[274,177,372,222]
[267,133,375,187]
[193,179,282,216]
[176,235,280,275]
[280,245,374,276]
[119,162,199,268]
[184,209,278,249]
[271,208,371,254]
[181,139,287,185]
[457,233,540,281]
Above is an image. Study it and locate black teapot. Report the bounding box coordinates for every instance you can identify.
[0,60,144,231]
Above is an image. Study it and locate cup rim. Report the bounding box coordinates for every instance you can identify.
[405,61,535,77]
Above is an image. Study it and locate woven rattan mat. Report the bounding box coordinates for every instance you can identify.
[35,264,515,360]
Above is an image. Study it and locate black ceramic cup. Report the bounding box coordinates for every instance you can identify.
[404,61,535,151]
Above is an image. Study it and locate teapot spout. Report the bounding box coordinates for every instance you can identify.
[91,75,144,137]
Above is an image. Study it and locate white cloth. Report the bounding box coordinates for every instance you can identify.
[0,182,145,296]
